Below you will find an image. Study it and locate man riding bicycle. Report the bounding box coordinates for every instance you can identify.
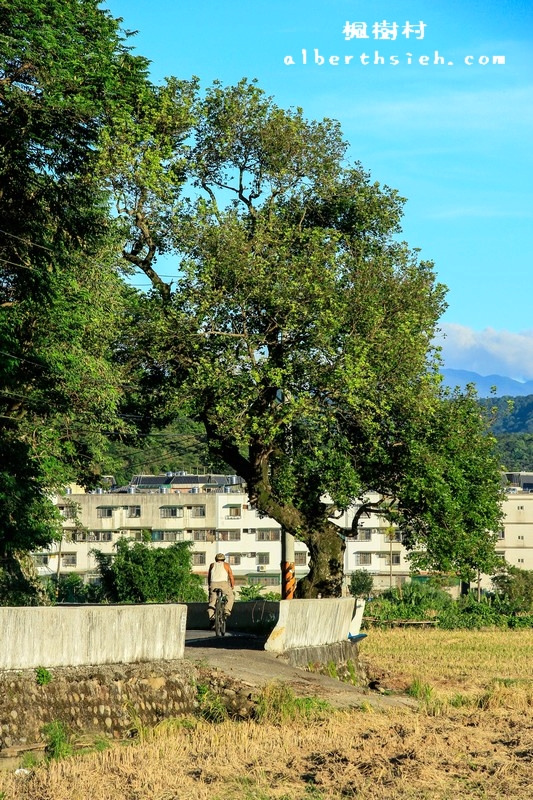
[207,552,235,628]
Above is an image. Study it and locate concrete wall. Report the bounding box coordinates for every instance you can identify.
[264,597,357,653]
[0,605,187,670]
[187,597,361,652]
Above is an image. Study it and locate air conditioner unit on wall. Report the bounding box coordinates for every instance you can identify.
[257,565,267,572]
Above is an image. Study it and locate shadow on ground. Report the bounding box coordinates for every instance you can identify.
[185,631,268,650]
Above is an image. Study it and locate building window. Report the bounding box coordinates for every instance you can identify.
[256,529,280,541]
[383,530,402,542]
[243,528,257,534]
[248,576,279,586]
[518,558,524,564]
[498,530,505,540]
[355,553,372,566]
[160,506,183,518]
[226,506,241,519]
[97,507,113,518]
[294,552,307,566]
[89,531,113,543]
[61,553,77,567]
[193,530,207,541]
[227,554,241,565]
[518,506,524,510]
[33,554,49,567]
[217,530,241,541]
[257,553,270,565]
[193,552,206,566]
[518,535,524,540]
[57,505,76,519]
[355,529,372,542]
[73,531,87,542]
[190,506,206,518]
[127,506,141,518]
[152,530,184,542]
[386,554,401,566]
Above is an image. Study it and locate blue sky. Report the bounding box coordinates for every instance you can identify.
[105,0,533,379]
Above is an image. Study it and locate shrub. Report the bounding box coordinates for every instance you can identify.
[92,539,207,603]
[437,594,508,630]
[42,721,72,760]
[348,570,374,599]
[35,666,52,686]
[365,581,453,624]
[238,582,264,601]
[491,566,533,613]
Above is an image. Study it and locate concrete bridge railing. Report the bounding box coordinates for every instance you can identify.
[0,604,187,670]
[187,597,365,652]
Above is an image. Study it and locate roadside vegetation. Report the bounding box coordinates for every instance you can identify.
[1,629,532,800]
[362,571,533,630]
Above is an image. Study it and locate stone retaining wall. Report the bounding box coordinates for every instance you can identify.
[0,661,197,753]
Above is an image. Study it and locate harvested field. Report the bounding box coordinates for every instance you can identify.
[1,629,532,800]
[359,628,533,698]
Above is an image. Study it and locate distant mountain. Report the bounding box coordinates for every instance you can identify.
[441,369,533,398]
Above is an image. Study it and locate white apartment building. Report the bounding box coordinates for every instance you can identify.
[497,490,533,572]
[34,474,533,595]
[37,477,308,593]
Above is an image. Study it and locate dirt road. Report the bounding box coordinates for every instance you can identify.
[184,632,415,711]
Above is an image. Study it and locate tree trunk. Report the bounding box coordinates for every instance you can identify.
[0,552,51,606]
[296,522,345,598]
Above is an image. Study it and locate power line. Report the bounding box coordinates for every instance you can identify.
[0,350,45,369]
[0,228,53,253]
[0,255,35,271]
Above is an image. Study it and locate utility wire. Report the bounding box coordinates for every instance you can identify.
[0,227,53,252]
[0,255,35,271]
[0,350,46,369]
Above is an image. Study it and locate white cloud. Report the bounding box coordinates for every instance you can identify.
[436,323,533,381]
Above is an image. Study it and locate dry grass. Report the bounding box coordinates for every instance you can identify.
[1,629,532,800]
[360,628,533,700]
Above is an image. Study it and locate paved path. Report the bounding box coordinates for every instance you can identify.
[184,632,415,711]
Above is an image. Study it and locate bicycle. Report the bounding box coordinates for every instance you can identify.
[213,587,228,637]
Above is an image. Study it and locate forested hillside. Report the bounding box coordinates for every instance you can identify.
[479,395,533,471]
[99,419,229,486]
[100,395,533,483]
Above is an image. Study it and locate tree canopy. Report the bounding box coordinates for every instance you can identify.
[1,5,505,600]
[0,0,151,598]
[108,78,503,595]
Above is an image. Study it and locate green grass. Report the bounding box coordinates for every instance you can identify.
[42,721,72,761]
[196,683,229,723]
[407,679,434,704]
[35,666,52,686]
[255,683,331,725]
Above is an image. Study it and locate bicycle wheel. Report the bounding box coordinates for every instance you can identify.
[214,592,226,637]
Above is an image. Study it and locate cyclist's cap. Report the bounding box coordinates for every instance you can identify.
[215,553,225,561]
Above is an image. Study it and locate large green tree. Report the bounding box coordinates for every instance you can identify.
[0,0,150,597]
[111,80,494,596]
